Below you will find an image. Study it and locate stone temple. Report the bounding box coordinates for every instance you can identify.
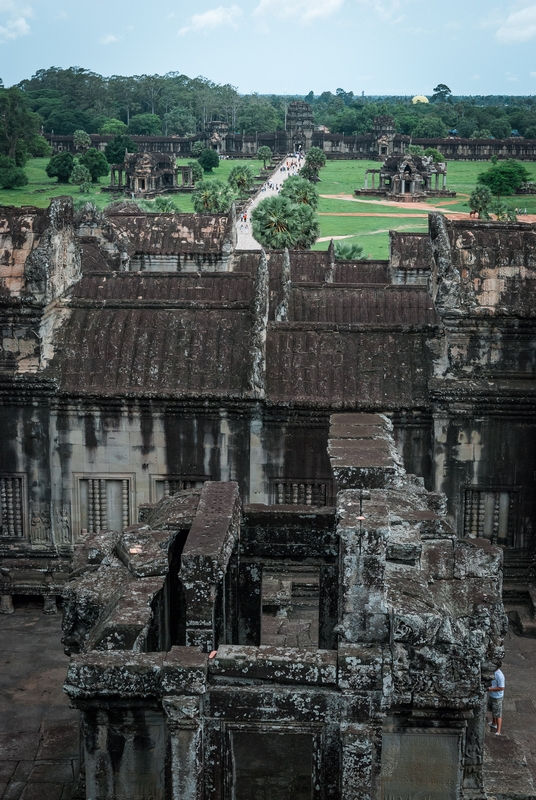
[0,196,535,799]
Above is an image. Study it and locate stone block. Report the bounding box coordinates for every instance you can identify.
[338,645,383,691]
[454,538,502,580]
[162,647,208,695]
[64,652,164,699]
[210,645,337,686]
[421,540,454,580]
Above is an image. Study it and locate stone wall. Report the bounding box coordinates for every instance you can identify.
[62,414,505,799]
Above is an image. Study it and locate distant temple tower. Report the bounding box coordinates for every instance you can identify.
[286,100,314,152]
[373,116,397,157]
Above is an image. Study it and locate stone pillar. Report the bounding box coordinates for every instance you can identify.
[410,181,415,194]
[364,174,368,190]
[0,594,14,614]
[43,595,57,615]
[371,173,375,189]
[341,726,374,800]
[111,168,116,187]
[443,174,447,189]
[163,697,204,800]
[401,179,405,194]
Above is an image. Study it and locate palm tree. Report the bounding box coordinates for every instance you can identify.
[334,241,365,260]
[251,196,319,250]
[301,145,327,183]
[280,176,319,209]
[257,146,272,169]
[228,165,255,197]
[192,180,233,213]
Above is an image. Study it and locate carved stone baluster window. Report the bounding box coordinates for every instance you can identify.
[270,478,332,507]
[77,475,133,537]
[463,486,518,547]
[0,475,26,538]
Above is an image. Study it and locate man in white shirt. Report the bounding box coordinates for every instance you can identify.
[487,666,505,735]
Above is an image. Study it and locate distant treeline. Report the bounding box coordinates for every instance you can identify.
[2,68,536,140]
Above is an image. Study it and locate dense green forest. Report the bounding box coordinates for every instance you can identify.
[2,68,536,143]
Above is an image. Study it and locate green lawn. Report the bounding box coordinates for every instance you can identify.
[313,158,536,254]
[0,157,262,213]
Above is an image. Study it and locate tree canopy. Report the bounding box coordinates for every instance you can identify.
[412,116,449,138]
[477,160,531,198]
[300,146,326,183]
[431,84,452,103]
[198,148,220,173]
[0,155,28,189]
[251,196,319,250]
[257,146,272,169]
[104,134,137,164]
[280,175,319,209]
[79,148,110,182]
[46,151,75,183]
[192,180,233,213]
[227,164,255,196]
[334,241,364,260]
[73,129,92,151]
[129,113,162,135]
[0,87,42,163]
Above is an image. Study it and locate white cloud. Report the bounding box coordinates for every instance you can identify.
[0,0,31,43]
[179,5,242,35]
[445,20,460,30]
[253,0,344,23]
[531,71,536,76]
[99,33,118,44]
[496,4,536,43]
[506,71,520,81]
[355,0,406,24]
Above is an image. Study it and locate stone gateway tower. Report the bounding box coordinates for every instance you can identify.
[286,99,315,152]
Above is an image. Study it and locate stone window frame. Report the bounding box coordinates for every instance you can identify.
[72,472,136,538]
[0,473,28,540]
[462,484,519,547]
[269,477,333,507]
[149,474,211,503]
[222,722,323,800]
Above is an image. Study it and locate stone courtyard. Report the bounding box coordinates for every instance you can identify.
[0,604,534,800]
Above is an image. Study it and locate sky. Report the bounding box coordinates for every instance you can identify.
[1,0,536,96]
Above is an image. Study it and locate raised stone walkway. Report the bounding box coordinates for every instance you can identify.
[235,157,301,250]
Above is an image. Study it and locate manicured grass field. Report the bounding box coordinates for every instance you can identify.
[0,157,262,213]
[313,158,536,256]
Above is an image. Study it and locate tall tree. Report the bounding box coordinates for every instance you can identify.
[257,145,272,169]
[73,129,92,152]
[129,113,162,135]
[46,151,75,183]
[105,134,137,164]
[0,87,41,161]
[478,160,530,198]
[0,155,28,189]
[431,84,452,103]
[198,148,220,173]
[79,148,110,182]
